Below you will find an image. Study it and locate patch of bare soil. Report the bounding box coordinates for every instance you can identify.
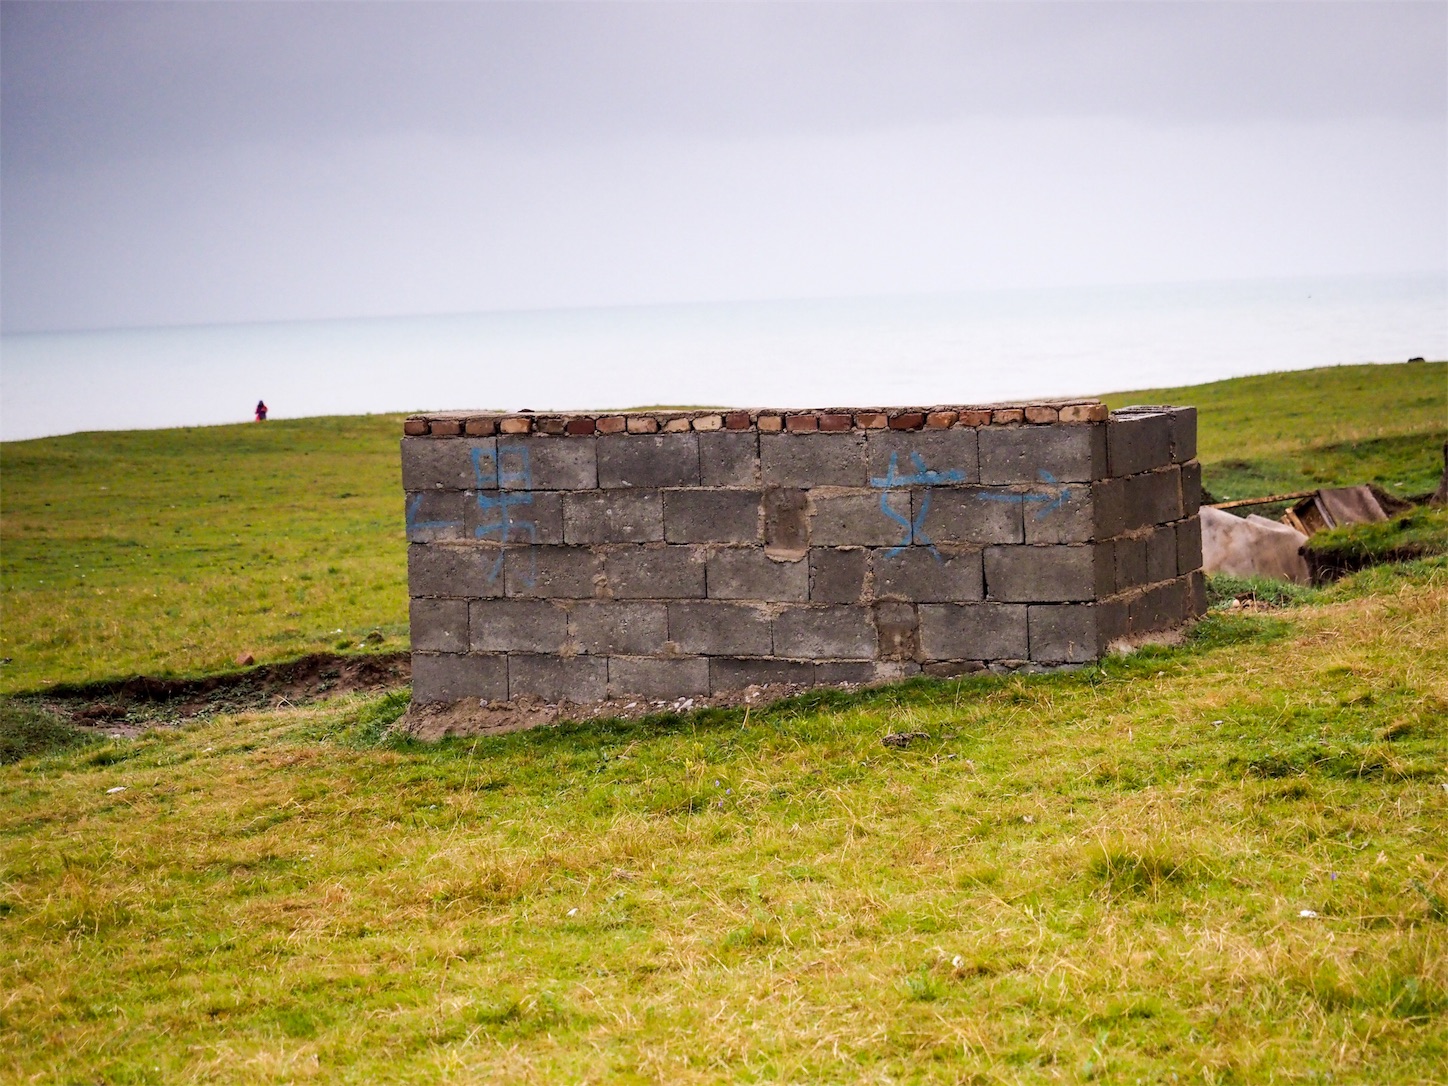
[38,652,410,733]
[396,682,838,740]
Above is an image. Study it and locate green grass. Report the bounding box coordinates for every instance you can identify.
[0,414,409,693]
[1305,505,1448,573]
[2,559,1444,1082]
[1,363,1446,1081]
[1103,360,1446,502]
[2,362,1443,693]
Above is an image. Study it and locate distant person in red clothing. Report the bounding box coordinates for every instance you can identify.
[255,400,268,422]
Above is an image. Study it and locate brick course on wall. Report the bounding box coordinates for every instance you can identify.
[403,401,1204,703]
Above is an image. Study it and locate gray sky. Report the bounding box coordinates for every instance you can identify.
[3,1,1445,333]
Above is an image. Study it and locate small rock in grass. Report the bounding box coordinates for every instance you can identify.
[882,732,929,749]
[106,786,126,794]
[234,652,255,666]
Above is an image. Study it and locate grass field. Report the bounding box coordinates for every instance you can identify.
[2,361,1443,694]
[2,561,1445,1083]
[1,361,1446,1082]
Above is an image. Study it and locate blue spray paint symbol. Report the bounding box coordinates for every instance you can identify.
[870,452,966,560]
[472,444,537,586]
[976,469,1071,517]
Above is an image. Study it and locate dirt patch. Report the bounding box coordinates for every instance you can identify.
[396,682,840,740]
[34,652,410,732]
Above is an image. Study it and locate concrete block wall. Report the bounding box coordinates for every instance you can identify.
[402,401,1204,704]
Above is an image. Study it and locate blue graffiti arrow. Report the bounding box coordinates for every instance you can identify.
[405,493,463,537]
[976,470,1070,519]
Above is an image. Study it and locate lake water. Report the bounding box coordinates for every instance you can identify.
[2,273,1443,442]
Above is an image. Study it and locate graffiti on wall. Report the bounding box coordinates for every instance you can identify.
[870,452,966,559]
[871,454,1070,559]
[405,443,538,587]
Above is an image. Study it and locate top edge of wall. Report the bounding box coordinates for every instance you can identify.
[398,401,1196,437]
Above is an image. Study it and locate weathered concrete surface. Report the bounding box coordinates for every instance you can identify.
[404,403,1204,708]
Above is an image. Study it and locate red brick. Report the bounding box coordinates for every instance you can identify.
[464,417,497,437]
[403,418,430,436]
[535,416,567,435]
[757,415,784,432]
[724,411,751,430]
[785,414,819,432]
[499,416,532,434]
[992,408,1025,425]
[430,419,463,436]
[925,411,958,429]
[565,417,596,435]
[596,416,626,434]
[854,412,888,429]
[1059,403,1107,423]
[819,413,852,431]
[957,409,992,427]
[1024,405,1058,424]
[888,412,925,430]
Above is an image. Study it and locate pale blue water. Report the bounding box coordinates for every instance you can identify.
[2,274,1443,442]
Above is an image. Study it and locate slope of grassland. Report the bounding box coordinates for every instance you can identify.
[1102,360,1446,502]
[2,560,1444,1083]
[1,362,1443,692]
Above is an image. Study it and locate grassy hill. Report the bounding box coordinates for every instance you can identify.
[1,362,1445,1082]
[2,361,1443,694]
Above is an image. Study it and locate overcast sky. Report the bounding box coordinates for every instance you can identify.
[2,1,1444,334]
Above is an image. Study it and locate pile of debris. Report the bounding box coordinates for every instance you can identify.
[1202,440,1446,585]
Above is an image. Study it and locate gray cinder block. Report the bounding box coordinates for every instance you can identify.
[978,424,1106,484]
[1129,577,1188,634]
[1187,570,1207,617]
[709,657,814,692]
[867,430,979,485]
[466,490,564,547]
[707,548,808,601]
[401,437,497,491]
[700,431,760,486]
[410,598,469,653]
[1023,483,1094,544]
[469,599,568,653]
[570,601,668,654]
[811,491,911,547]
[408,543,505,599]
[668,601,773,656]
[763,488,809,558]
[1107,411,1173,477]
[761,433,868,487]
[1168,408,1197,463]
[664,490,761,544]
[508,654,607,702]
[1176,516,1203,575]
[1179,461,1202,516]
[1093,468,1184,535]
[505,546,602,598]
[873,546,983,602]
[918,603,1029,661]
[607,656,709,698]
[1114,535,1147,592]
[598,433,700,488]
[1027,603,1122,664]
[496,436,597,491]
[985,543,1111,603]
[604,544,705,598]
[773,605,876,659]
[563,490,664,544]
[411,652,508,703]
[404,490,469,543]
[872,601,919,660]
[809,547,868,603]
[923,488,1024,545]
[1146,524,1177,584]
